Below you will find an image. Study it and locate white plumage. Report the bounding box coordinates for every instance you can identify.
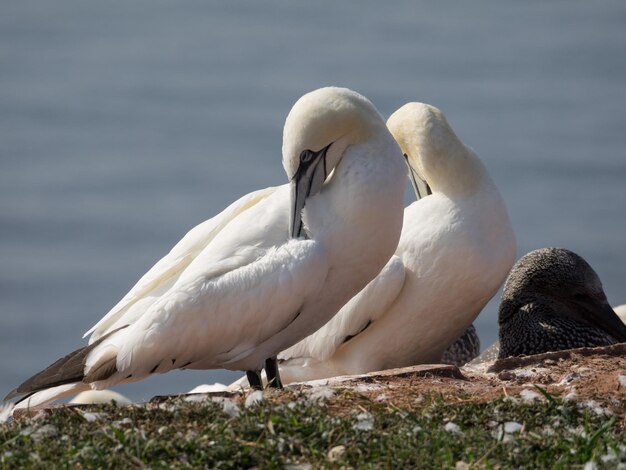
[274,102,517,383]
[69,390,131,406]
[8,87,407,409]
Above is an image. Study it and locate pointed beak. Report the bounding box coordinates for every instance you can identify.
[404,154,431,200]
[584,301,626,343]
[290,144,331,238]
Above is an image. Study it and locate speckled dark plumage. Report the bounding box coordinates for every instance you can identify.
[498,247,626,358]
[440,324,480,366]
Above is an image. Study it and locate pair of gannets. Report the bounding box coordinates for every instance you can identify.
[6,87,408,408]
[232,102,516,386]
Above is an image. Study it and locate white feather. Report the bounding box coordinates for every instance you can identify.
[13,383,90,412]
[272,102,517,383]
[85,186,279,342]
[69,390,131,406]
[280,255,406,362]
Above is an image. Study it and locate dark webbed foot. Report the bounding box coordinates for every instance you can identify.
[265,357,283,389]
[246,370,263,390]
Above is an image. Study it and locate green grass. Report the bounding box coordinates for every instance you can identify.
[1,389,624,469]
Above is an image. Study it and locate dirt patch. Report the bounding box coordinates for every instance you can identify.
[288,344,626,417]
[163,344,625,420]
[13,344,626,423]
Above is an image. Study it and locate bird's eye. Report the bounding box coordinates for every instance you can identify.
[573,293,588,301]
[300,150,313,163]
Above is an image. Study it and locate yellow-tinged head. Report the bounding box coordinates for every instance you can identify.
[283,87,390,238]
[282,87,386,180]
[387,102,486,196]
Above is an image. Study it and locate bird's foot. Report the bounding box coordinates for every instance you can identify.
[246,370,263,390]
[265,357,283,389]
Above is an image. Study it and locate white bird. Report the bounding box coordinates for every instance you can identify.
[271,102,517,383]
[69,389,131,406]
[5,87,407,409]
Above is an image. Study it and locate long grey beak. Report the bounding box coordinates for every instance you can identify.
[290,144,331,238]
[404,154,431,200]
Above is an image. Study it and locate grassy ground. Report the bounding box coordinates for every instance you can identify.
[1,385,624,469]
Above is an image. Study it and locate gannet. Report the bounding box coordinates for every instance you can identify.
[498,247,626,358]
[613,304,626,323]
[69,390,131,406]
[267,102,517,384]
[440,324,480,367]
[4,87,407,408]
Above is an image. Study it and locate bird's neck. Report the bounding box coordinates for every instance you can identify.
[304,136,406,292]
[426,145,493,198]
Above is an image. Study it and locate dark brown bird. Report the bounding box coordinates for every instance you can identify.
[498,247,626,358]
[440,324,480,366]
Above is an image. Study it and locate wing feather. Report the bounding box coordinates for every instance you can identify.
[84,238,328,387]
[85,186,279,342]
[279,255,406,362]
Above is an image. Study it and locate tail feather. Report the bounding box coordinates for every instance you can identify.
[4,326,127,402]
[13,383,90,412]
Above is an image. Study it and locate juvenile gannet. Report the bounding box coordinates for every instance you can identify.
[4,87,407,408]
[613,304,626,323]
[440,324,480,366]
[269,102,517,384]
[498,247,626,358]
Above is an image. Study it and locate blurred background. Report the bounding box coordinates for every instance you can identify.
[1,1,625,401]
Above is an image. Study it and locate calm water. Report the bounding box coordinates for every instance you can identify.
[1,1,625,401]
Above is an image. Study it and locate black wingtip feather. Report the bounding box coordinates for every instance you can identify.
[12,391,37,406]
[6,325,128,401]
[3,388,20,402]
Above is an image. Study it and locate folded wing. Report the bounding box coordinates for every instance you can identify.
[85,186,279,343]
[86,238,329,388]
